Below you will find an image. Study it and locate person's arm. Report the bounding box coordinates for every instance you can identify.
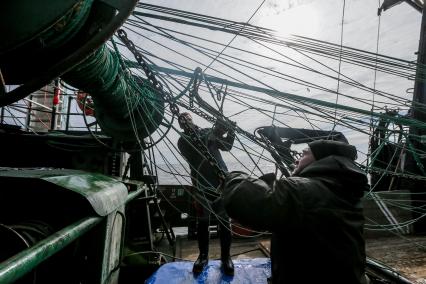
[178,136,198,183]
[258,126,294,165]
[222,171,303,232]
[177,137,190,160]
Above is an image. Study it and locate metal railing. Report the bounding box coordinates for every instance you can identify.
[0,187,142,284]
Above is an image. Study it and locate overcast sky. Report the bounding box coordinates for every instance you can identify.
[129,0,423,183]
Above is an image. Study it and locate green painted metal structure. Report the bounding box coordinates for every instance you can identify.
[0,0,166,141]
[0,217,102,284]
[62,45,165,141]
[0,169,142,284]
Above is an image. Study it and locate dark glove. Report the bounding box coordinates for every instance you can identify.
[215,119,237,133]
[214,118,227,131]
[259,172,276,187]
[258,126,281,144]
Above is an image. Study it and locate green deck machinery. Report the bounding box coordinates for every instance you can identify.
[0,1,168,283]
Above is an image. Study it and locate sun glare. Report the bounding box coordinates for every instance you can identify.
[262,3,321,37]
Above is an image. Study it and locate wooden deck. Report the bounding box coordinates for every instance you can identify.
[157,187,426,283]
[366,235,426,283]
[166,233,426,283]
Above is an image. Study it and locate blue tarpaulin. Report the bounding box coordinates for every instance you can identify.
[146,258,271,284]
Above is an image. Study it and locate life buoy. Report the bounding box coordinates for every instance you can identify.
[53,86,61,106]
[76,91,94,116]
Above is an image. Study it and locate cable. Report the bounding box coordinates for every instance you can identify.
[204,0,267,72]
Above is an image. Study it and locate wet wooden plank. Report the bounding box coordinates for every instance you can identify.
[366,235,426,283]
[167,232,426,283]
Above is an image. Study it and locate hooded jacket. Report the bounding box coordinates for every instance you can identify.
[222,155,369,284]
[178,126,235,190]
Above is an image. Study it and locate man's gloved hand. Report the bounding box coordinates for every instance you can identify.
[214,119,237,132]
[213,118,227,131]
[258,126,281,144]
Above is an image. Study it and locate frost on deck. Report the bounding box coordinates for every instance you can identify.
[146,258,271,284]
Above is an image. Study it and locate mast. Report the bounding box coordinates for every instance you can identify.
[407,2,426,234]
[377,0,426,233]
[408,3,426,174]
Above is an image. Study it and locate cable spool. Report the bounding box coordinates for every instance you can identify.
[0,221,53,259]
[0,223,30,260]
[62,45,165,141]
[0,0,95,85]
[0,221,53,283]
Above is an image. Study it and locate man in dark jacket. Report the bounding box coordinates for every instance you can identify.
[177,112,235,276]
[222,140,369,284]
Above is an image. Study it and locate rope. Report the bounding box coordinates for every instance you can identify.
[332,0,346,133]
[203,0,267,72]
[368,0,383,177]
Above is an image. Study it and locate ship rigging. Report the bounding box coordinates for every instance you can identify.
[0,0,426,283]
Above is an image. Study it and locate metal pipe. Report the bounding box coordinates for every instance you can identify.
[25,94,33,131]
[130,61,426,131]
[0,68,6,96]
[66,95,72,131]
[0,216,102,284]
[50,79,60,130]
[126,185,144,203]
[23,98,52,111]
[366,257,413,284]
[50,105,57,130]
[7,106,29,115]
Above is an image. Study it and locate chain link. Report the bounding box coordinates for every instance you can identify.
[117,29,178,115]
[189,71,200,109]
[116,29,307,182]
[258,133,291,176]
[117,29,226,183]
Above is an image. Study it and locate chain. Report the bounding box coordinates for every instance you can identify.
[216,84,222,101]
[175,102,229,182]
[178,99,279,150]
[117,29,180,116]
[189,70,200,109]
[117,29,303,182]
[258,132,291,177]
[178,99,297,175]
[117,29,226,183]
